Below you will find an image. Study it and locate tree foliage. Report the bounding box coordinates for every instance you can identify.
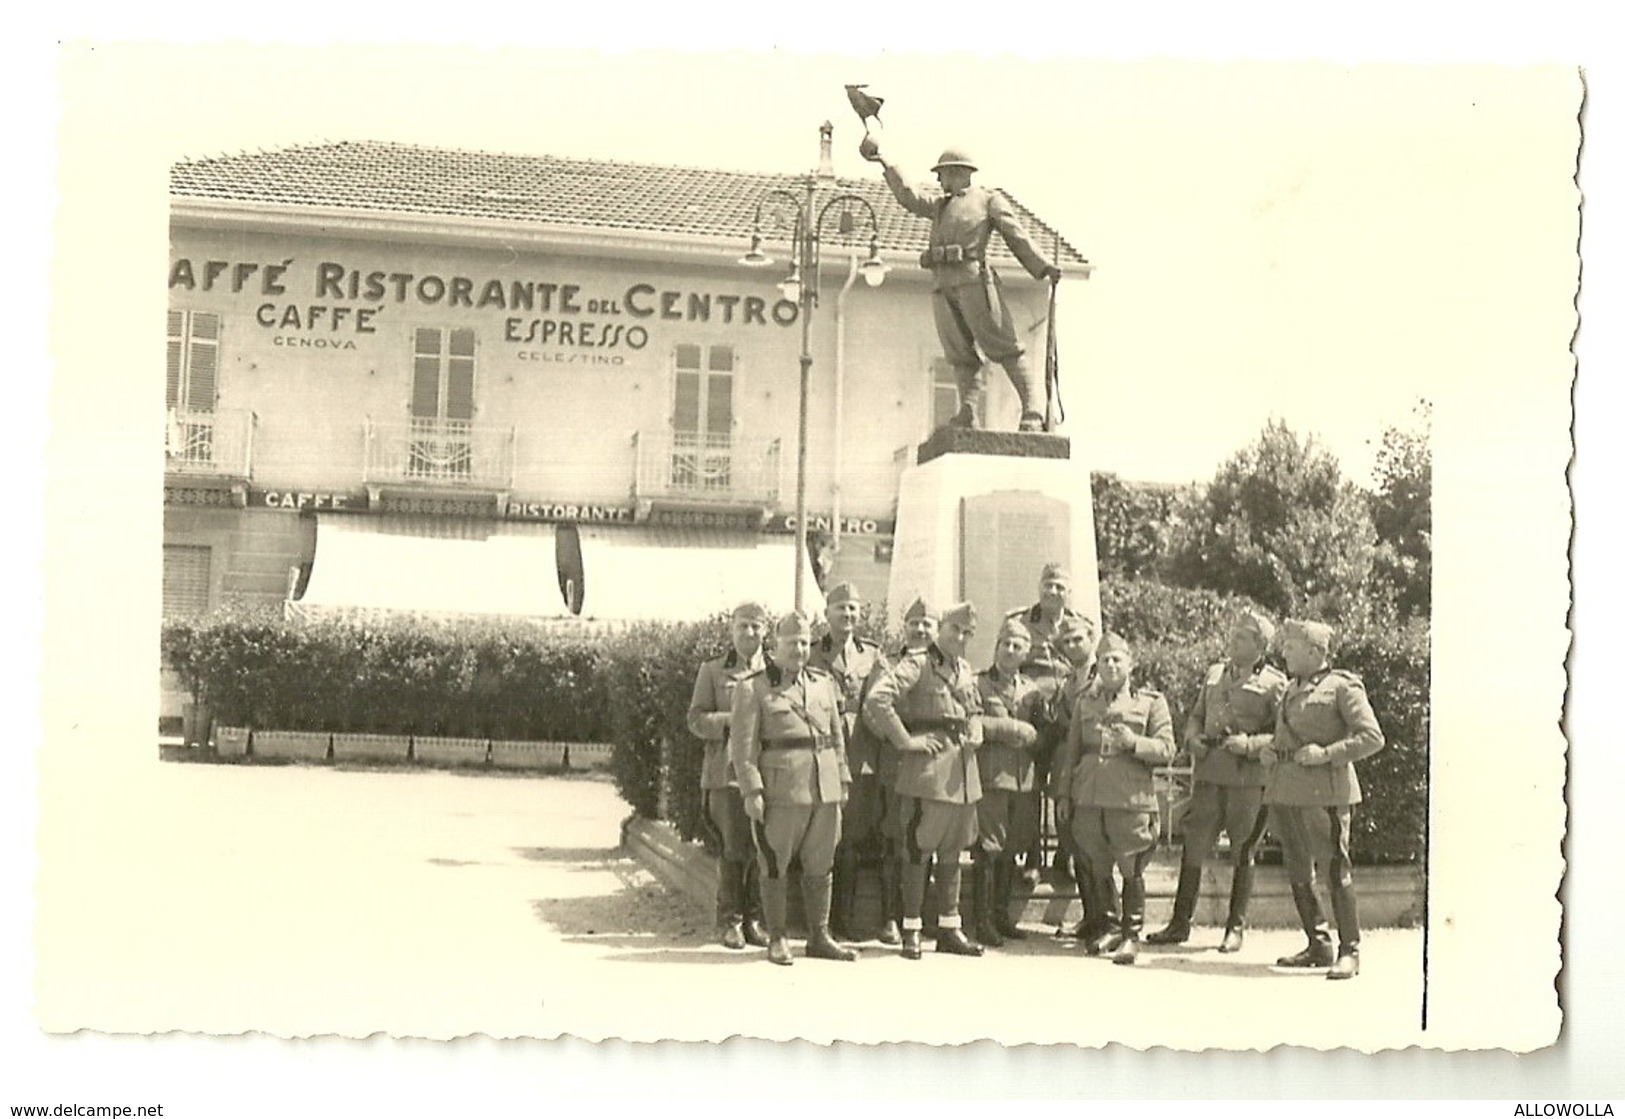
[1368,401,1433,619]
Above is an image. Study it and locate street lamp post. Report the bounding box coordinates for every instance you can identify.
[740,130,888,612]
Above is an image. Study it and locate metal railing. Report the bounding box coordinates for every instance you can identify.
[165,408,255,478]
[632,430,782,505]
[363,417,516,490]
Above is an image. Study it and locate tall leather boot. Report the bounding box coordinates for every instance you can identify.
[1277,882,1335,968]
[1002,357,1045,432]
[1113,872,1146,965]
[993,858,1025,939]
[877,855,902,946]
[1220,863,1255,953]
[951,367,987,430]
[900,863,930,960]
[718,859,747,950]
[935,857,984,956]
[1090,869,1124,957]
[762,877,793,966]
[804,872,858,961]
[971,858,1004,947]
[743,860,769,947]
[829,852,857,941]
[1327,877,1362,980]
[1146,857,1201,945]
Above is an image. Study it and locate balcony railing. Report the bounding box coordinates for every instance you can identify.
[632,430,783,506]
[363,417,516,490]
[165,408,255,478]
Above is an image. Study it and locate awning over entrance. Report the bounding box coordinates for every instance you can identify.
[574,525,823,621]
[298,514,571,618]
[296,516,824,622]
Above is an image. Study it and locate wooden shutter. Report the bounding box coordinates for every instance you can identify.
[162,544,212,618]
[185,313,219,411]
[705,345,734,435]
[166,311,183,408]
[412,328,442,419]
[673,344,701,432]
[445,328,475,421]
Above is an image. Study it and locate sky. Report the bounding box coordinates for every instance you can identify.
[79,47,1577,487]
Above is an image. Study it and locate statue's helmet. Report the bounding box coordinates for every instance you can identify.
[931,148,978,173]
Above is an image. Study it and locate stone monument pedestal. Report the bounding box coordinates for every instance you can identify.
[886,428,1101,668]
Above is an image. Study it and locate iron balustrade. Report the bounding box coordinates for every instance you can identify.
[632,430,783,505]
[363,417,516,489]
[165,408,256,478]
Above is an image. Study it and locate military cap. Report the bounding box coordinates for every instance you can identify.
[903,597,941,623]
[1055,614,1097,642]
[997,616,1033,644]
[1234,610,1276,644]
[1096,631,1132,658]
[731,601,768,623]
[774,611,813,639]
[1039,562,1072,586]
[941,602,979,630]
[1282,618,1334,653]
[825,581,861,607]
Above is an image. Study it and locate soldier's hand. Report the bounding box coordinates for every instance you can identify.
[858,136,882,162]
[1043,265,1063,283]
[1259,745,1279,767]
[904,734,938,755]
[1223,734,1251,756]
[1294,744,1330,767]
[1188,739,1209,761]
[1014,722,1038,749]
[743,791,765,822]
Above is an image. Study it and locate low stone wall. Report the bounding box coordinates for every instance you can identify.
[625,817,1425,932]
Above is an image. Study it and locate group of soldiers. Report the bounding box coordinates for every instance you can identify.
[686,564,1385,979]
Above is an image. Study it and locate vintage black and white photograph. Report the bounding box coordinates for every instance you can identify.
[30,37,1581,1073]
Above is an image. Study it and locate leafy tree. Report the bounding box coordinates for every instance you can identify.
[1091,472,1183,579]
[1165,418,1378,621]
[1368,401,1432,620]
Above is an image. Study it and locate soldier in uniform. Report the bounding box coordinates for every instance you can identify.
[1264,619,1385,980]
[860,137,1064,433]
[971,617,1046,947]
[1147,611,1288,952]
[1044,613,1106,940]
[806,581,883,940]
[863,597,946,946]
[686,602,771,950]
[1050,632,1176,965]
[1005,561,1088,878]
[731,612,857,966]
[864,602,987,959]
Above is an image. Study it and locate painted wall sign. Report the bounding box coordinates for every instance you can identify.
[505,501,635,524]
[249,488,370,512]
[642,505,767,532]
[170,259,800,351]
[767,513,896,536]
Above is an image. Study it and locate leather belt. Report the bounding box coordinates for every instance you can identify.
[761,736,834,751]
[919,244,982,268]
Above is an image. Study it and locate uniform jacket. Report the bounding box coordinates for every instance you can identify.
[730,663,850,807]
[807,632,883,776]
[1183,659,1289,788]
[685,647,766,791]
[863,644,985,804]
[1049,679,1176,811]
[1265,667,1385,807]
[880,170,1056,292]
[861,648,914,789]
[1009,603,1086,691]
[1037,660,1095,764]
[974,666,1044,792]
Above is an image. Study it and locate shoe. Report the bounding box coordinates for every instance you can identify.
[936,927,985,957]
[720,922,746,951]
[901,928,922,961]
[947,405,976,429]
[806,928,858,962]
[1327,950,1360,980]
[744,920,770,948]
[1092,929,1125,956]
[1018,411,1046,433]
[992,862,1026,940]
[1112,937,1140,966]
[768,936,794,966]
[877,919,901,946]
[1277,942,1336,968]
[1144,921,1191,946]
[1218,925,1245,954]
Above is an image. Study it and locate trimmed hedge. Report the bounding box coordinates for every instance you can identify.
[161,603,614,741]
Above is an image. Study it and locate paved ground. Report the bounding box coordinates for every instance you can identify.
[36,762,1426,1048]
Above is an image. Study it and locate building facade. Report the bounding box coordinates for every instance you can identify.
[162,138,1087,641]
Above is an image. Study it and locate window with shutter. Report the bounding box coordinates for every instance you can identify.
[166,311,221,466]
[670,344,735,492]
[407,327,477,479]
[162,545,212,618]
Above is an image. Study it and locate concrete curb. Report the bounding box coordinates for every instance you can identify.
[625,817,1425,932]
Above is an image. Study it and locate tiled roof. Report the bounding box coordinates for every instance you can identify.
[170,140,1088,268]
